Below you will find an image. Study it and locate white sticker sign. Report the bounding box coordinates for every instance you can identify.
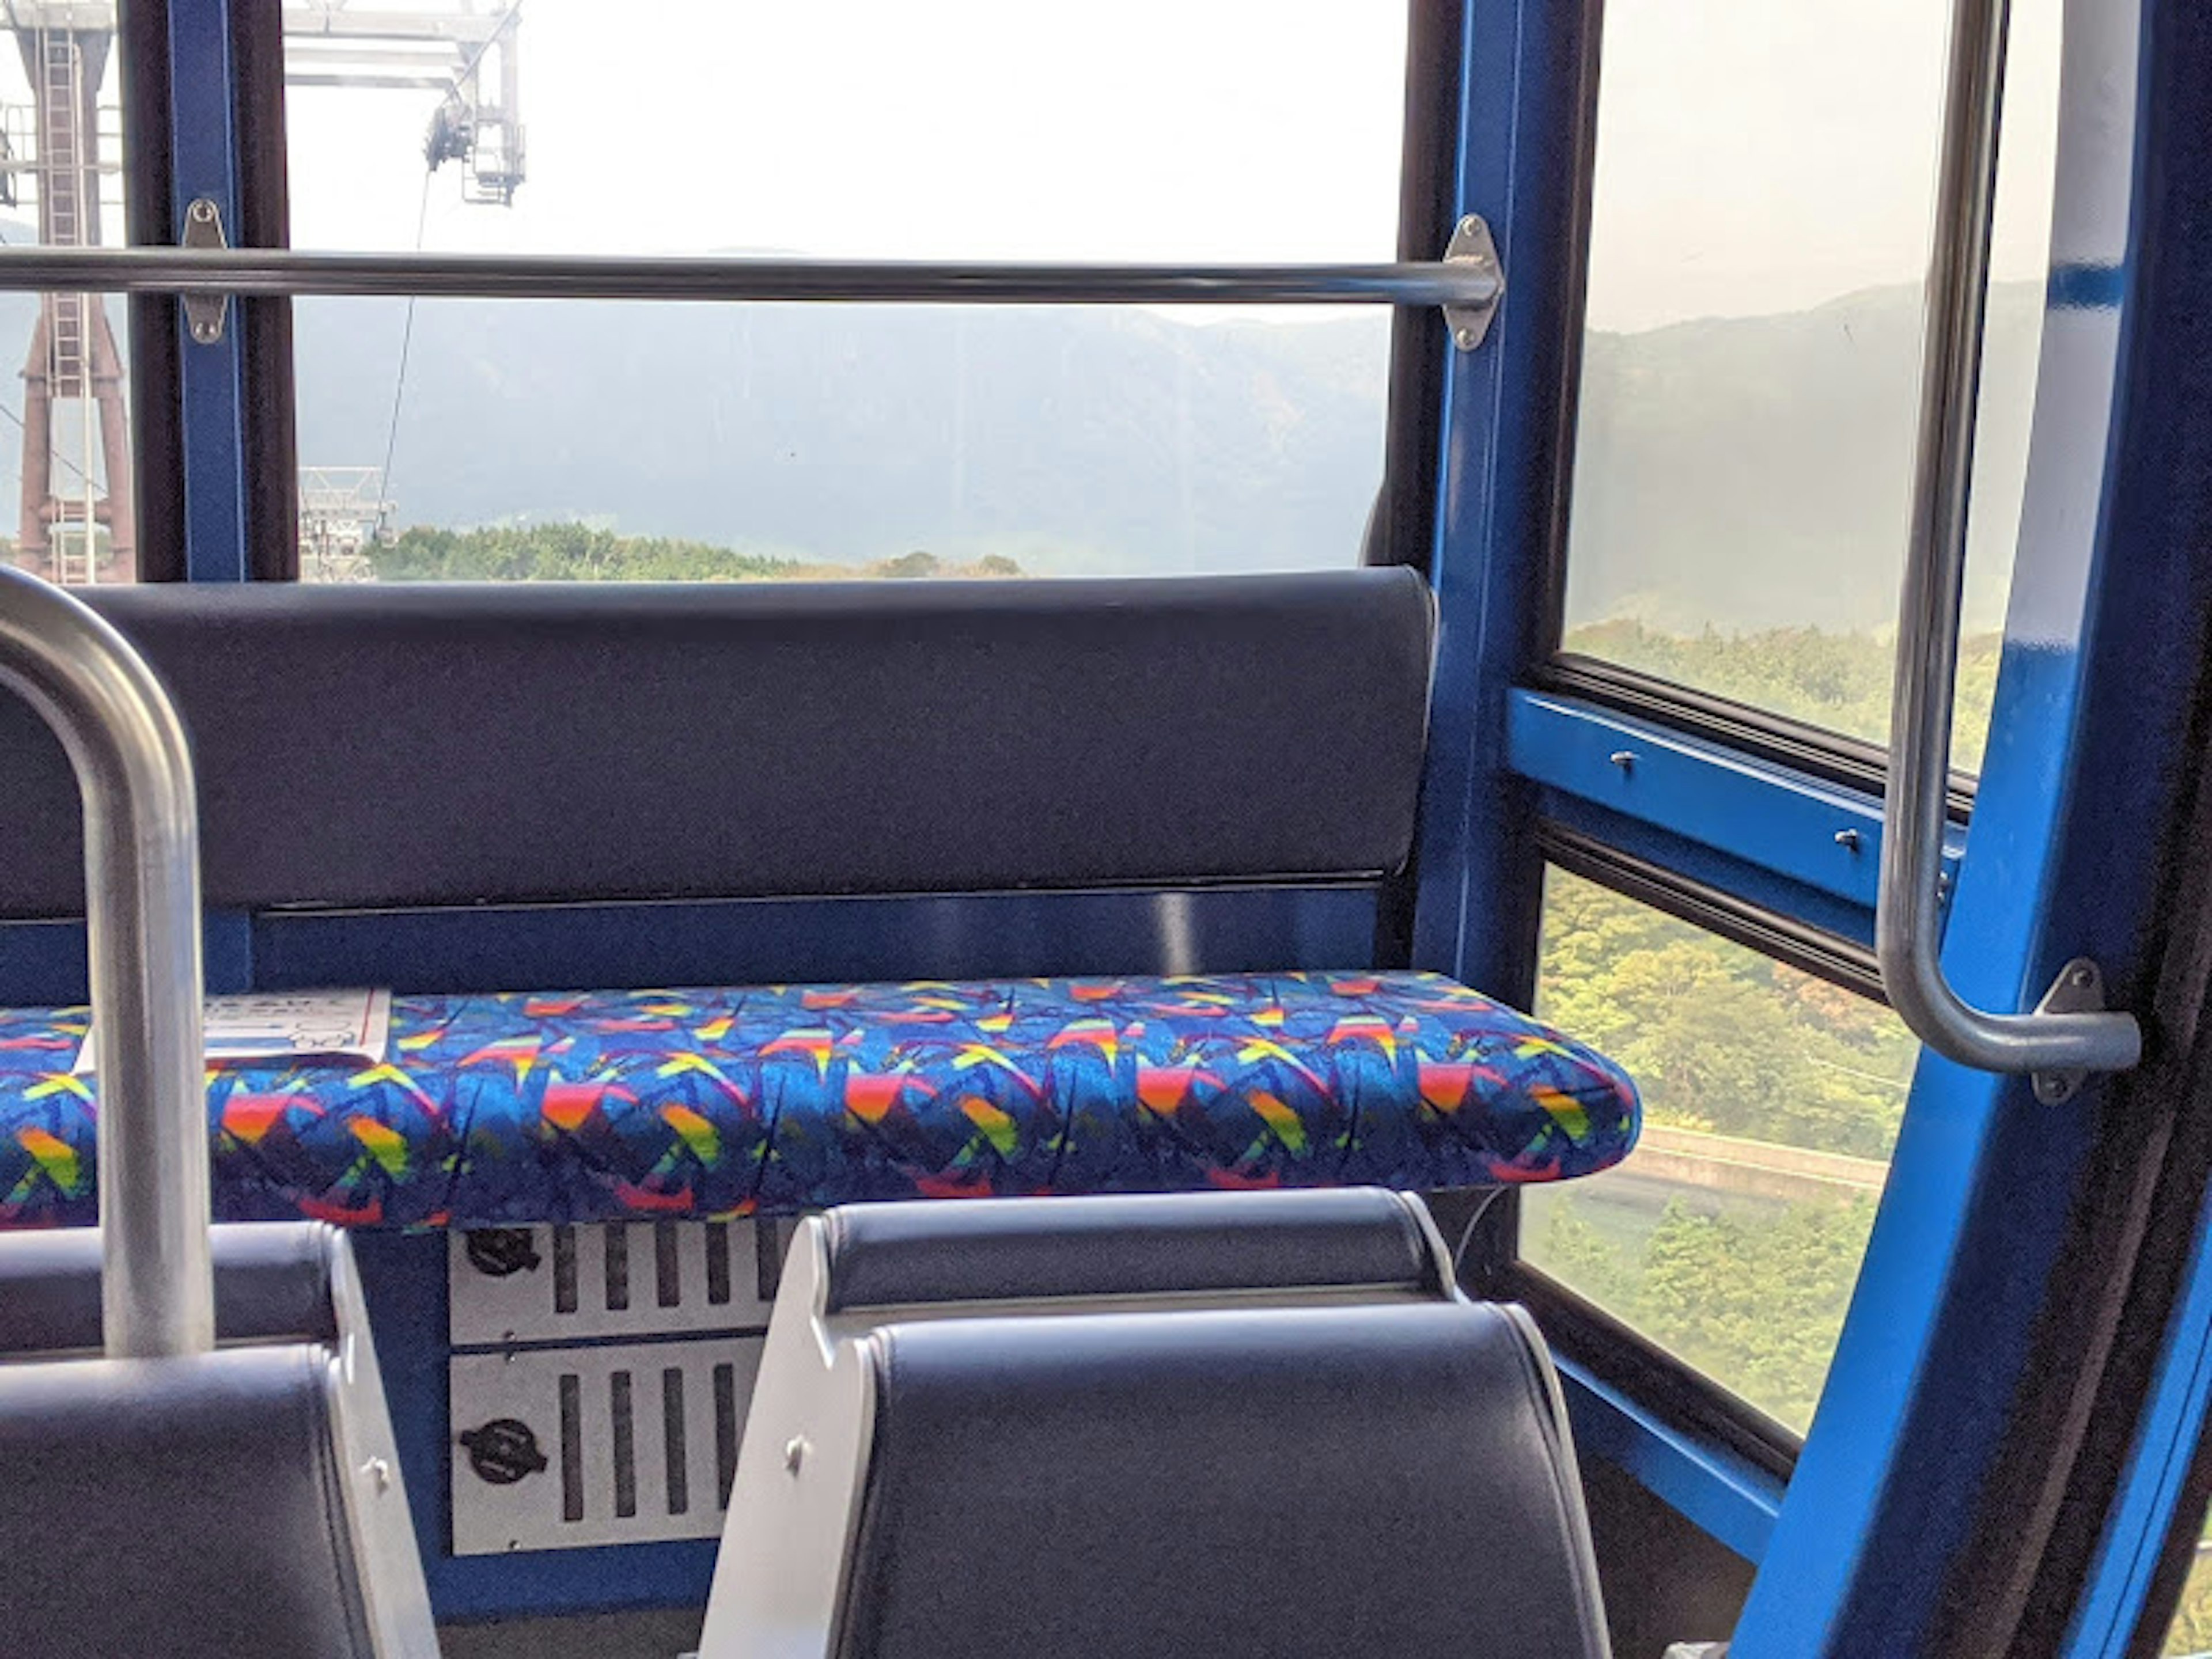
[74,988,392,1074]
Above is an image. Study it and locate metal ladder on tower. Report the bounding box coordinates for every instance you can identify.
[36,28,90,586]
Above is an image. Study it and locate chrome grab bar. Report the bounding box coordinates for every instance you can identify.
[1878,0,2140,1088]
[0,567,211,1357]
[0,245,1500,310]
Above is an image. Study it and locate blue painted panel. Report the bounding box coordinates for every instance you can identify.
[164,0,250,583]
[0,919,83,1006]
[1411,0,1594,1003]
[1535,791,1884,950]
[0,910,255,1005]
[250,884,1380,997]
[1554,1356,1783,1566]
[1510,691,1966,912]
[202,910,253,995]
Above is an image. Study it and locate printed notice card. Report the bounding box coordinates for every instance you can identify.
[74,988,392,1074]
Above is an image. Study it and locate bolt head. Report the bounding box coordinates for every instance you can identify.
[1454,327,1478,350]
[189,199,215,224]
[783,1435,809,1476]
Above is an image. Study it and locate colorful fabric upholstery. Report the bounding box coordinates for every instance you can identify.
[0,972,1639,1229]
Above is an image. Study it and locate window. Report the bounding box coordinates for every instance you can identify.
[281,2,1408,582]
[1521,868,1911,1433]
[1558,0,2062,770]
[0,19,135,588]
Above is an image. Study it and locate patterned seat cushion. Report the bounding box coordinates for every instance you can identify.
[0,972,1639,1229]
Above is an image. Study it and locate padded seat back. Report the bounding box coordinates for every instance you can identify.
[702,1192,1608,1658]
[0,1346,401,1658]
[0,1225,437,1658]
[840,1303,1609,1659]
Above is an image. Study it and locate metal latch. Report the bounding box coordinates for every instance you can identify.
[1444,214,1503,351]
[181,197,228,346]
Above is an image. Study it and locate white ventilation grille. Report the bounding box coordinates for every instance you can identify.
[448,1222,777,1344]
[449,1337,765,1555]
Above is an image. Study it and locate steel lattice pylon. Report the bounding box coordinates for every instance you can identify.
[0,0,523,584]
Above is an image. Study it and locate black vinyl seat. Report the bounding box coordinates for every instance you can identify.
[0,1222,438,1658]
[840,1302,1610,1659]
[0,1347,390,1657]
[699,1191,1610,1659]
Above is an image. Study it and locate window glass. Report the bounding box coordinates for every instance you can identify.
[0,16,134,587]
[2160,1508,2212,1656]
[1521,868,1912,1433]
[1558,0,2062,771]
[282,2,1406,581]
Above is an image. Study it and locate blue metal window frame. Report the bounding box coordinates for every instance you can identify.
[1414,0,1889,1577]
[162,0,257,988]
[164,1,249,585]
[1427,1,2212,1654]
[1730,0,2212,1641]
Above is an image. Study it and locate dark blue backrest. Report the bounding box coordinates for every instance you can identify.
[0,573,1434,917]
[841,1301,1611,1659]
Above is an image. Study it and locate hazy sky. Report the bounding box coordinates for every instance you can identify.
[276,0,2063,333]
[10,0,2066,333]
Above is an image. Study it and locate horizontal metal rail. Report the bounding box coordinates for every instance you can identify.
[1878,0,2140,1088]
[0,245,1501,308]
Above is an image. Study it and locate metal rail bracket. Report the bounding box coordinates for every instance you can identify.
[2032,958,2111,1104]
[1444,214,1503,351]
[180,198,228,346]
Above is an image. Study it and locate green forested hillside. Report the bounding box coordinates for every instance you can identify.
[1566,618,2004,767]
[1526,869,1911,1431]
[362,524,1023,583]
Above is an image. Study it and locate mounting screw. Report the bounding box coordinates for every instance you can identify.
[190,320,218,343]
[2071,964,2096,990]
[188,197,217,225]
[1454,326,1478,349]
[361,1456,392,1493]
[1608,749,1636,772]
[1835,828,1862,852]
[783,1435,809,1476]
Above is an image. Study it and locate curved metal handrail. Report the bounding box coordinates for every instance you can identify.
[0,567,211,1358]
[1878,0,2140,1081]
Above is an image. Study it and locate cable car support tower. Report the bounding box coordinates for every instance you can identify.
[0,0,522,584]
